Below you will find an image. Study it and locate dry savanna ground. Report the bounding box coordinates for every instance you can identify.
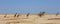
[0,14,60,24]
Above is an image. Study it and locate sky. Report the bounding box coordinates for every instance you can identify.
[0,0,60,14]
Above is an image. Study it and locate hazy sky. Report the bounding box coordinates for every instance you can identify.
[0,0,60,14]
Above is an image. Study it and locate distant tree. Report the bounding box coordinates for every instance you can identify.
[56,12,59,16]
[4,14,7,18]
[26,13,30,18]
[14,13,17,17]
[17,14,20,17]
[38,11,45,17]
